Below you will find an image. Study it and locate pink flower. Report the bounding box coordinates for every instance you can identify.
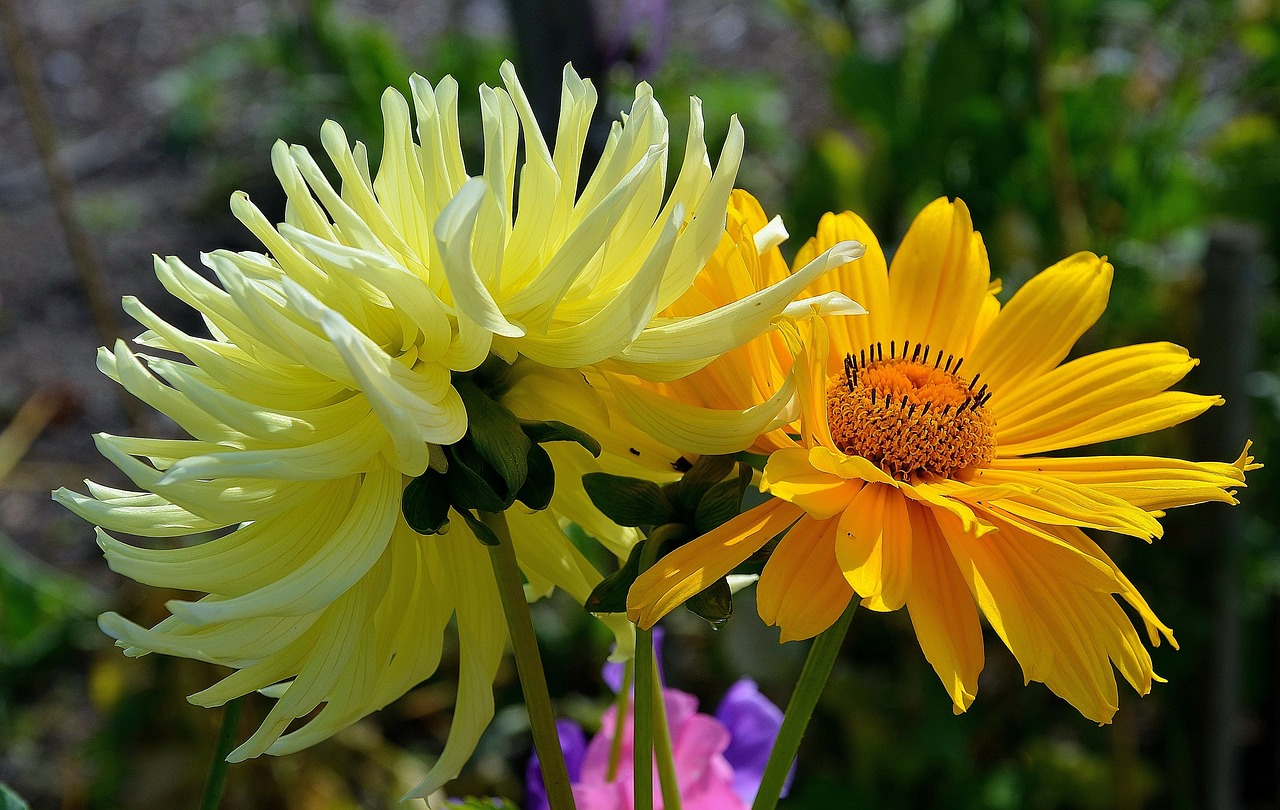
[526,630,789,810]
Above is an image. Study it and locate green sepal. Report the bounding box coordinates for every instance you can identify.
[446,440,510,513]
[695,479,744,535]
[668,454,736,512]
[520,419,602,457]
[456,376,532,496]
[582,473,675,527]
[457,508,501,546]
[694,463,753,535]
[402,472,451,535]
[684,576,733,628]
[516,442,555,511]
[585,540,647,613]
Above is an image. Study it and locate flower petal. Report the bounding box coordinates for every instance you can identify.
[967,252,1112,394]
[834,484,912,610]
[756,516,853,642]
[886,197,991,357]
[904,504,983,713]
[627,499,804,628]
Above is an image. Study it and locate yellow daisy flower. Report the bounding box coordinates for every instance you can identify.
[628,197,1255,723]
[53,64,865,799]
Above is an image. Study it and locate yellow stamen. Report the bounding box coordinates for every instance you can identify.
[827,340,996,480]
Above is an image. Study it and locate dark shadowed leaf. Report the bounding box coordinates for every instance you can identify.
[402,472,451,534]
[456,376,532,495]
[516,443,556,511]
[586,541,647,613]
[520,419,602,457]
[446,440,509,513]
[582,473,675,527]
[457,508,501,546]
[685,577,733,628]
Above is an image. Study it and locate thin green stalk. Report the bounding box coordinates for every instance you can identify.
[606,658,633,781]
[649,646,682,810]
[752,602,857,810]
[482,511,577,810]
[632,529,681,810]
[199,696,243,810]
[634,624,656,810]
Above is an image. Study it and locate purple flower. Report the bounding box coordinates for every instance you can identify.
[527,632,789,809]
[524,719,588,810]
[715,680,792,804]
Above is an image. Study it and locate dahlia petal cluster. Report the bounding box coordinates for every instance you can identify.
[55,62,861,798]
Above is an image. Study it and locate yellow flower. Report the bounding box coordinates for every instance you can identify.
[52,62,862,799]
[628,197,1256,723]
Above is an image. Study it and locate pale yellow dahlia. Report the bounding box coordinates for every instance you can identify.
[628,197,1255,723]
[53,64,861,799]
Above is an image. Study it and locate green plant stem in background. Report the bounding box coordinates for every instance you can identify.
[482,511,577,810]
[634,624,656,810]
[752,602,857,810]
[649,649,682,810]
[606,659,633,781]
[198,696,243,810]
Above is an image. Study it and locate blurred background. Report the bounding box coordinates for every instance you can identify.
[1,0,1278,807]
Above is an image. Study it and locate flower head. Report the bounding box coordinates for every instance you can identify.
[628,197,1256,723]
[52,62,858,800]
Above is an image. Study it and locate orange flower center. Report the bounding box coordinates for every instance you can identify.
[826,340,996,480]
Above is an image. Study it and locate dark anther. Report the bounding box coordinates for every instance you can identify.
[911,343,923,362]
[890,340,896,359]
[942,404,951,415]
[943,354,954,372]
[920,401,931,416]
[921,345,931,364]
[877,342,884,362]
[968,373,982,391]
[952,358,964,374]
[975,383,989,402]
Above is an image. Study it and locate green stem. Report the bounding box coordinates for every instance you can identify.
[751,602,857,810]
[632,529,682,810]
[650,647,682,810]
[606,659,633,781]
[482,511,577,810]
[634,625,656,810]
[198,696,243,810]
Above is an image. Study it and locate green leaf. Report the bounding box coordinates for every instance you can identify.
[516,443,555,511]
[695,478,745,535]
[520,419,602,457]
[585,541,647,613]
[446,440,509,513]
[402,472,451,534]
[582,473,674,527]
[685,577,733,628]
[456,376,532,495]
[0,782,31,810]
[457,508,501,546]
[668,454,736,511]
